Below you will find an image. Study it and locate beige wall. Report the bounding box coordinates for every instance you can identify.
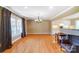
[26,20,51,34]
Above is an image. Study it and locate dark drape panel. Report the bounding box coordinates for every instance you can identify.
[0,8,12,52]
[0,7,3,52]
[21,18,26,37]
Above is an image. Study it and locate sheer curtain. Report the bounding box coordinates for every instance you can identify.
[11,13,22,42]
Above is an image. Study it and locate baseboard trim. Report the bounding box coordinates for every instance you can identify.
[27,33,51,34]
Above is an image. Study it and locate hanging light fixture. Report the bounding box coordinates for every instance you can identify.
[34,16,42,23]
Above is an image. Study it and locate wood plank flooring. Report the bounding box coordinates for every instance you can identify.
[4,34,63,53]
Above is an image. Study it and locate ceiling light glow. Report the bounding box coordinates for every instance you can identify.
[24,6,28,9]
[49,6,54,9]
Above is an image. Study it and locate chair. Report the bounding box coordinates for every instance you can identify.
[59,34,74,52]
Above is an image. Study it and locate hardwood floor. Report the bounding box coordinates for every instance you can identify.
[4,34,63,53]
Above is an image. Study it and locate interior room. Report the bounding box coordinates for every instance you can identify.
[0,6,79,53]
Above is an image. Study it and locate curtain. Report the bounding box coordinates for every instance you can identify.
[21,18,26,37]
[0,7,3,52]
[11,13,23,40]
[0,8,12,52]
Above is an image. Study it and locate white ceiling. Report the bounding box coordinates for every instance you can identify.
[7,6,71,20]
[61,12,79,20]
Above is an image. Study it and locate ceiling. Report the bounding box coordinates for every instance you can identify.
[6,6,72,20]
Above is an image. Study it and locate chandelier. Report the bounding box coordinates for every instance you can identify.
[34,16,42,23]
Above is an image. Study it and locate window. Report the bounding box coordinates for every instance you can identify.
[75,20,79,29]
[16,17,22,34]
[11,14,22,40]
[11,15,17,37]
[60,20,70,29]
